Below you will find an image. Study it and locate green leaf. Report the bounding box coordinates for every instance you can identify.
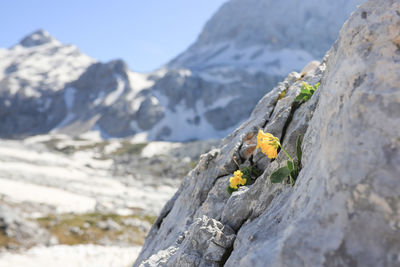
[270,166,290,183]
[294,159,299,170]
[287,160,293,171]
[227,186,236,195]
[314,82,320,89]
[290,169,298,179]
[241,166,261,185]
[296,135,302,164]
[301,88,311,95]
[289,175,295,187]
[295,94,307,102]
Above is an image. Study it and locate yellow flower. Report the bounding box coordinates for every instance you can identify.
[229,170,247,189]
[256,130,280,159]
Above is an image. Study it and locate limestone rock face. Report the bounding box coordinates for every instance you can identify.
[134,1,400,266]
[141,216,236,267]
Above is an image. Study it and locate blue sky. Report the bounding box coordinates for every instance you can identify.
[0,0,228,72]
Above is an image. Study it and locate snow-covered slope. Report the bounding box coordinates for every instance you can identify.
[0,30,95,137]
[169,0,365,70]
[0,0,365,141]
[0,136,179,215]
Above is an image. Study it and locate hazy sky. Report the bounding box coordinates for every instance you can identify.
[0,0,228,72]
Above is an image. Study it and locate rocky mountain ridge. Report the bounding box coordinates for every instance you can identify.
[0,0,364,141]
[134,0,400,266]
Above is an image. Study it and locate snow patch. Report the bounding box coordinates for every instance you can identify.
[127,71,154,94]
[147,95,239,141]
[104,75,125,106]
[103,141,122,154]
[174,42,315,76]
[141,142,181,158]
[0,178,96,213]
[0,139,177,215]
[0,245,141,267]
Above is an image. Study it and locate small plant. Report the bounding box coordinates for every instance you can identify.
[295,82,320,103]
[278,89,287,100]
[257,130,303,186]
[227,170,247,194]
[227,157,261,194]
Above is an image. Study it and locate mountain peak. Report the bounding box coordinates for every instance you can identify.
[19,29,60,47]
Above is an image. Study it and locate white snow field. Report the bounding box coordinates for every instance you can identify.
[0,135,183,266]
[0,137,177,215]
[0,245,141,267]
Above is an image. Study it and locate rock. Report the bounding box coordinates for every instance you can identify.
[140,216,235,267]
[136,96,165,130]
[0,205,51,248]
[134,1,400,266]
[69,226,83,235]
[19,29,60,47]
[97,219,121,231]
[122,218,152,232]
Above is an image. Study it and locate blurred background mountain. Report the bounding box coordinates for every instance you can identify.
[0,0,364,141]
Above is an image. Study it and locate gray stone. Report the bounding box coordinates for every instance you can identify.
[136,96,165,130]
[140,216,235,267]
[97,219,121,231]
[0,205,51,249]
[135,1,400,266]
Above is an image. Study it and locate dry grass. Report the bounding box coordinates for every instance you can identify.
[36,212,156,246]
[0,231,19,248]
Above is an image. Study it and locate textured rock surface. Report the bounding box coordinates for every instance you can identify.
[134,1,400,266]
[141,216,236,267]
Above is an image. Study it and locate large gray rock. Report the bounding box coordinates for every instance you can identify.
[141,216,236,267]
[134,1,400,266]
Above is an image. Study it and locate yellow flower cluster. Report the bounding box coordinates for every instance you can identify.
[229,170,247,189]
[256,130,280,159]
